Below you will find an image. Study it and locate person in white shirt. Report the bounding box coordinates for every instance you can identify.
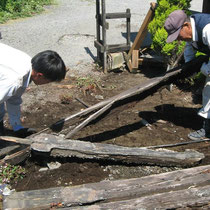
[0,43,66,137]
[164,10,210,140]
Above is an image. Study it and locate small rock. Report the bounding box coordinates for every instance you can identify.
[39,167,48,172]
[3,186,14,196]
[95,95,104,100]
[57,180,61,185]
[156,119,168,124]
[47,161,61,170]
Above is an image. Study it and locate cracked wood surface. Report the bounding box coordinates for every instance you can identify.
[31,134,204,167]
[3,165,210,209]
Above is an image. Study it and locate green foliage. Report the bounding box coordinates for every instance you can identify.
[0,0,53,23]
[0,163,26,185]
[148,0,192,64]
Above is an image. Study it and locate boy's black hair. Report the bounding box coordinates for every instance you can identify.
[31,50,66,81]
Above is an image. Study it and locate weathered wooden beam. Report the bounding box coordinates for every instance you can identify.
[0,137,32,165]
[3,165,210,209]
[0,136,32,145]
[31,134,204,167]
[76,185,210,209]
[0,144,20,159]
[148,138,210,149]
[0,146,30,165]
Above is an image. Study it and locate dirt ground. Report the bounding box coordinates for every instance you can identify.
[4,62,210,192]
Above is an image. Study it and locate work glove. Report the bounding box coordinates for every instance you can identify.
[14,128,37,138]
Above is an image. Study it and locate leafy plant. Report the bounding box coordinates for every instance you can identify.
[148,0,192,65]
[0,0,53,23]
[0,163,26,185]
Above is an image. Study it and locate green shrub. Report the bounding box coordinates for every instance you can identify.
[0,0,53,23]
[148,0,192,65]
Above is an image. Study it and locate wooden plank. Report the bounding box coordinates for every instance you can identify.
[0,146,30,165]
[65,93,123,139]
[3,165,210,209]
[106,12,131,19]
[126,58,132,72]
[0,137,32,165]
[0,144,20,159]
[131,49,139,69]
[75,186,210,209]
[107,44,130,53]
[31,134,204,167]
[126,2,157,71]
[36,55,207,135]
[0,136,32,145]
[94,40,105,53]
[148,138,210,149]
[128,2,156,57]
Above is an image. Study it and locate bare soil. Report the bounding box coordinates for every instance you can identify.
[4,64,210,192]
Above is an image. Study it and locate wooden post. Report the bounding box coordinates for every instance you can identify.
[101,0,107,73]
[126,8,131,47]
[96,0,101,62]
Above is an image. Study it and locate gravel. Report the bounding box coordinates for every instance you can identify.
[0,0,203,77]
